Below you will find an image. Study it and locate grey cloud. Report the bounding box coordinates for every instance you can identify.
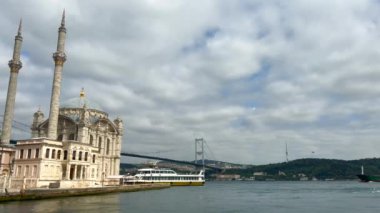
[2,0,380,164]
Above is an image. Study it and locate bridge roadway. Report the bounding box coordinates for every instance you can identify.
[120,152,222,171]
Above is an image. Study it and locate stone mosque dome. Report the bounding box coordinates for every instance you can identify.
[61,88,102,110]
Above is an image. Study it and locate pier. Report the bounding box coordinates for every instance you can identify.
[0,183,170,202]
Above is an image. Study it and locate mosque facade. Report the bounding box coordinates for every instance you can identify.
[0,12,123,189]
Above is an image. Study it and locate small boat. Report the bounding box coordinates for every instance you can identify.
[357,174,380,182]
[356,165,380,182]
[124,168,205,186]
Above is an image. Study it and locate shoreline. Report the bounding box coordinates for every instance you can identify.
[0,183,170,202]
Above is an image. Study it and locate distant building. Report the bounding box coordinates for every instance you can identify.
[298,173,307,177]
[215,174,241,181]
[253,172,267,176]
[298,173,308,181]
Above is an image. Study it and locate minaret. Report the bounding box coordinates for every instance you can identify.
[1,20,23,144]
[47,10,67,140]
[31,107,44,138]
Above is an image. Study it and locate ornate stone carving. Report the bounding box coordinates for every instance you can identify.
[59,26,66,33]
[15,35,23,42]
[8,60,22,72]
[53,52,67,65]
[83,109,90,125]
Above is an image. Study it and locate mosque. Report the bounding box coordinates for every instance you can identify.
[0,12,123,189]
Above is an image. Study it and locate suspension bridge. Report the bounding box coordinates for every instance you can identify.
[120,151,222,171]
[1,115,222,172]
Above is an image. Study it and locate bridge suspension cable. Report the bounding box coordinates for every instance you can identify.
[120,152,222,171]
[204,139,217,161]
[0,115,31,140]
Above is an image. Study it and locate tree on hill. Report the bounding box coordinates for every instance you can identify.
[222,158,380,180]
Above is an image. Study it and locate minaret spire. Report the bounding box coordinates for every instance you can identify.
[18,19,22,36]
[1,20,23,144]
[61,9,65,27]
[47,11,67,140]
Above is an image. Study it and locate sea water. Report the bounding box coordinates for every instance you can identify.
[1,181,380,213]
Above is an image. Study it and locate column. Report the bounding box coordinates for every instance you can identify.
[65,164,70,180]
[82,166,85,180]
[73,165,77,180]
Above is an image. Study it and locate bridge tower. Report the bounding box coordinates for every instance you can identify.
[195,138,205,169]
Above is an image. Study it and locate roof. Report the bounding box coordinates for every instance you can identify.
[61,97,102,110]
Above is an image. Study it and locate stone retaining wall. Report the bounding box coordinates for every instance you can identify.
[0,183,170,202]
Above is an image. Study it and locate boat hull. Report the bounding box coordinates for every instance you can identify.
[125,181,204,186]
[357,174,380,182]
[170,181,204,186]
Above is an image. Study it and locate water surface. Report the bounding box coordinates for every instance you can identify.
[1,181,380,213]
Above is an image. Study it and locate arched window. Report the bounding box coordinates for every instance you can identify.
[106,139,110,155]
[27,149,32,159]
[57,134,63,141]
[45,149,50,158]
[90,135,94,145]
[57,150,61,160]
[98,137,102,148]
[72,150,76,160]
[63,150,68,160]
[35,148,40,158]
[85,152,88,161]
[52,149,56,159]
[92,154,96,163]
[79,151,82,161]
[69,133,75,140]
[20,149,24,159]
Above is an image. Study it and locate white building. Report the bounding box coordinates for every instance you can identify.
[11,100,123,188]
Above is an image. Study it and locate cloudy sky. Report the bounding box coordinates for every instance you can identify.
[1,0,380,165]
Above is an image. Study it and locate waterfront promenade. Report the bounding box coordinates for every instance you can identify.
[0,183,170,202]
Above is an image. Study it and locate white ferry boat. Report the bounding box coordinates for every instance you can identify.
[124,168,205,186]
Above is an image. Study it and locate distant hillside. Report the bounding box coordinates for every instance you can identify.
[120,158,380,180]
[223,158,380,180]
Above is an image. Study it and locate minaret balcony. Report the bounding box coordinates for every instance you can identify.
[53,52,67,64]
[8,59,22,71]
